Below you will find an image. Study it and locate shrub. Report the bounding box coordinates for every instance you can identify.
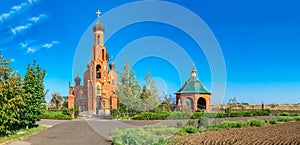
[41,110,72,120]
[291,113,300,116]
[207,125,220,131]
[278,112,290,116]
[74,103,80,118]
[251,110,270,116]
[235,121,248,128]
[247,119,265,127]
[167,112,192,120]
[224,108,232,114]
[111,126,179,145]
[191,112,204,119]
[294,116,300,121]
[133,112,155,120]
[216,112,227,118]
[176,129,187,136]
[229,111,244,117]
[62,108,71,115]
[198,117,208,127]
[180,125,198,134]
[269,119,278,124]
[176,121,183,128]
[278,117,295,122]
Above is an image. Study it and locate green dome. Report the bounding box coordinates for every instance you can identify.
[176,76,210,94]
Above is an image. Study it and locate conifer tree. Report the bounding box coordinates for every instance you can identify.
[21,60,46,128]
[0,54,28,135]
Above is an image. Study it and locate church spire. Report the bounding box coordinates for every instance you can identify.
[191,62,197,77]
[93,9,105,32]
[96,10,101,23]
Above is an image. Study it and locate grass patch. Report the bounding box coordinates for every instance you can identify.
[0,125,48,144]
[42,110,72,120]
[112,126,179,145]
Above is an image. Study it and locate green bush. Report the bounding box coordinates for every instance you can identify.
[247,119,265,127]
[294,116,300,121]
[132,112,172,120]
[62,108,71,115]
[269,119,278,124]
[278,117,295,122]
[216,112,227,118]
[291,113,300,116]
[191,112,204,119]
[229,111,244,117]
[180,125,198,134]
[277,112,290,116]
[198,117,208,127]
[207,125,220,131]
[41,110,72,120]
[235,121,248,128]
[224,108,232,114]
[168,112,192,120]
[251,110,270,116]
[176,121,183,128]
[112,126,179,145]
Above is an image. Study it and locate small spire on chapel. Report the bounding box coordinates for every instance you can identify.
[191,62,197,77]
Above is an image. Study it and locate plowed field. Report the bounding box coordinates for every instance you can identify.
[177,121,300,145]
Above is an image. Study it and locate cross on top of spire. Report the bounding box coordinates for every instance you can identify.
[96,10,101,18]
[191,61,197,77]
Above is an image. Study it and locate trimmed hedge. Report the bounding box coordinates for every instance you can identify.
[41,110,72,120]
[131,110,271,120]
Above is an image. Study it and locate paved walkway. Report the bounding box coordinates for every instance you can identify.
[9,120,110,145]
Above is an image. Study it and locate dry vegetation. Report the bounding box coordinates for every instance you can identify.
[212,104,300,114]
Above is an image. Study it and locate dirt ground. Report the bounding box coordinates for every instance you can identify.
[176,121,300,145]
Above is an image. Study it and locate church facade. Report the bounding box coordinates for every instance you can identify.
[68,10,118,114]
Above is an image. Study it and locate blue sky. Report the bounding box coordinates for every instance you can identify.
[0,0,299,104]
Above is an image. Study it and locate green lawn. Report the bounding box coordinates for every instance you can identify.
[0,125,48,144]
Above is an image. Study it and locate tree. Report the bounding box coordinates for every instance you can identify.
[21,60,46,128]
[228,96,238,105]
[50,92,63,109]
[140,71,159,111]
[0,54,29,135]
[161,92,176,111]
[116,60,141,114]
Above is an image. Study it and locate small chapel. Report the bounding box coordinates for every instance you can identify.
[175,65,211,112]
[68,10,118,114]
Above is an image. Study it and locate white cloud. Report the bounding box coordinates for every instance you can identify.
[10,58,15,62]
[12,5,22,11]
[20,42,28,48]
[26,47,36,53]
[0,0,39,23]
[11,14,47,35]
[11,23,32,34]
[29,14,47,23]
[21,40,59,54]
[42,40,59,49]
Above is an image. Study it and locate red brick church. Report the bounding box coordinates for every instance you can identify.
[68,10,118,114]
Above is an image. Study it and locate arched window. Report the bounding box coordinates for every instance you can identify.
[184,98,193,112]
[197,97,206,110]
[97,35,100,45]
[96,65,101,79]
[102,49,104,60]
